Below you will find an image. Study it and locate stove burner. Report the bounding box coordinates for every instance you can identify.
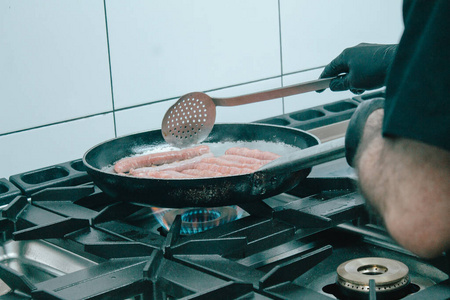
[181,208,221,223]
[334,257,413,299]
[152,206,244,235]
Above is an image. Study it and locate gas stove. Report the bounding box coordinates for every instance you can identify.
[0,91,449,299]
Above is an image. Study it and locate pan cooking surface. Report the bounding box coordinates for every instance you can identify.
[101,140,302,175]
[83,124,320,207]
[134,140,302,157]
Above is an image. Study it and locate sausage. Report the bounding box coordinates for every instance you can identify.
[115,145,280,178]
[114,145,210,173]
[129,152,213,176]
[194,162,255,175]
[220,154,270,165]
[181,169,225,178]
[132,156,255,178]
[134,170,196,179]
[225,147,280,161]
[200,157,261,170]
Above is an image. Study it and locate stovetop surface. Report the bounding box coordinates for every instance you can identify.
[0,93,449,299]
[1,158,448,299]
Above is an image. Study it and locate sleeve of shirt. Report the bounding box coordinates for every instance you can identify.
[383,0,450,151]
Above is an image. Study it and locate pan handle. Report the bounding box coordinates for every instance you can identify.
[257,137,346,174]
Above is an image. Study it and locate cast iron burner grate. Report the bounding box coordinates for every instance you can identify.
[0,177,448,299]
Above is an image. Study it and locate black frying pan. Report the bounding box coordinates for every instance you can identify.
[83,123,345,208]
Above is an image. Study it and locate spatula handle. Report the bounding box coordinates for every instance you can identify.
[212,77,335,106]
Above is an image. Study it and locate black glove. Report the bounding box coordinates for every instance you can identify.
[319,43,397,94]
[345,98,385,167]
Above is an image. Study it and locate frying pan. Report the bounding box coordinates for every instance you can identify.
[83,123,345,208]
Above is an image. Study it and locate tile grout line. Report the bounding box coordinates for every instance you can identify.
[0,69,325,138]
[103,0,117,138]
[277,0,285,114]
[0,112,116,137]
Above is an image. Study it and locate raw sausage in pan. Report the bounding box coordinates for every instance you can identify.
[115,145,280,178]
[114,145,210,173]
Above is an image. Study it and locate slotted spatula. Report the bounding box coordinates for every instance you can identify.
[162,77,334,148]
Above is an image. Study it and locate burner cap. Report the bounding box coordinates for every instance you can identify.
[337,257,410,294]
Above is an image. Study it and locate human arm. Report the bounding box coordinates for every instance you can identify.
[319,43,397,94]
[354,109,450,258]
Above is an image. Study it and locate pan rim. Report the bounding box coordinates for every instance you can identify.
[82,123,320,181]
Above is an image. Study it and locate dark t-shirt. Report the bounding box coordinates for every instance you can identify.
[383,0,450,151]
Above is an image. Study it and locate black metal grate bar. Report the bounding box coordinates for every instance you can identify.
[13,218,89,240]
[2,195,28,219]
[0,263,36,295]
[258,245,333,289]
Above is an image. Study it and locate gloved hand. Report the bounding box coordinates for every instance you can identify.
[319,43,397,94]
[345,98,385,167]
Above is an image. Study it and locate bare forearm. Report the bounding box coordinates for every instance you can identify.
[355,110,450,258]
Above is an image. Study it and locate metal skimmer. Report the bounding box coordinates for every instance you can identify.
[161,77,334,148]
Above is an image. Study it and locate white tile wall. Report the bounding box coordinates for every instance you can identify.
[0,1,405,179]
[280,0,404,73]
[115,100,177,137]
[283,68,355,113]
[115,77,283,137]
[0,114,115,179]
[0,0,112,135]
[105,0,281,109]
[209,78,283,124]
